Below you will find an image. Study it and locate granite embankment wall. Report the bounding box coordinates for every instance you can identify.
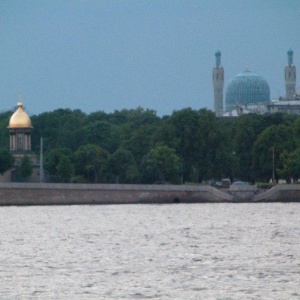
[0,183,233,206]
[253,184,300,202]
[1,183,300,205]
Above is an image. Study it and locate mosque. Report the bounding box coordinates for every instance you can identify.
[213,49,299,116]
[0,102,41,182]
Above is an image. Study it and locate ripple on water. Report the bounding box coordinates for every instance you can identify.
[0,203,299,299]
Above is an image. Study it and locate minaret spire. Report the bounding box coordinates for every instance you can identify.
[288,49,293,66]
[213,50,224,116]
[215,50,221,68]
[285,49,296,99]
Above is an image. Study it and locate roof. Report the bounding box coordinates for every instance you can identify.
[225,69,270,111]
[8,102,32,128]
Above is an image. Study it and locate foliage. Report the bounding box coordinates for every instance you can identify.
[19,156,33,181]
[252,124,296,182]
[31,109,87,153]
[44,148,73,177]
[234,114,260,181]
[256,182,276,189]
[85,121,113,152]
[167,108,200,181]
[109,148,139,183]
[74,144,110,183]
[1,107,300,184]
[141,145,181,183]
[56,155,74,183]
[196,109,229,181]
[0,148,14,174]
[0,111,12,148]
[278,149,300,182]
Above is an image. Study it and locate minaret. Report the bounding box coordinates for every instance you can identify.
[213,50,224,115]
[285,49,296,100]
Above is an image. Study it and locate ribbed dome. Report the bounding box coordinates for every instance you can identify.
[8,103,32,128]
[225,69,270,111]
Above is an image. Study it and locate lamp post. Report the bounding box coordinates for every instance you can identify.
[40,137,44,183]
[272,146,275,183]
[232,151,236,182]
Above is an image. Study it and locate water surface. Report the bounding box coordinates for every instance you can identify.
[0,203,299,299]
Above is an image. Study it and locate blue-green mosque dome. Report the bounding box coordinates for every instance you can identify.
[225,69,270,111]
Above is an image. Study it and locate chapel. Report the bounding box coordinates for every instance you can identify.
[0,102,40,182]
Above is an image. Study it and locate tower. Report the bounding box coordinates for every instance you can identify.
[285,49,296,100]
[213,50,224,115]
[7,102,40,182]
[8,102,32,152]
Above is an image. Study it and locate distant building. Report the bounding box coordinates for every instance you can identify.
[213,49,299,116]
[8,102,33,153]
[268,100,300,115]
[0,102,41,182]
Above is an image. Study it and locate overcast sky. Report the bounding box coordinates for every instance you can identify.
[0,0,299,116]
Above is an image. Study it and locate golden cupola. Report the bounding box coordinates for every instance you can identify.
[8,102,32,128]
[8,102,33,152]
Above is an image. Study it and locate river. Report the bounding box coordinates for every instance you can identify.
[0,203,299,299]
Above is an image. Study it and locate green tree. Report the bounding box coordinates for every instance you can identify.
[123,125,157,165]
[31,109,87,153]
[0,111,12,147]
[108,107,159,127]
[252,124,296,182]
[109,148,139,183]
[166,108,201,182]
[196,109,229,181]
[31,111,63,152]
[153,108,231,182]
[292,118,300,146]
[0,148,14,174]
[19,156,33,181]
[74,144,110,183]
[278,149,300,182]
[20,105,300,185]
[141,145,181,183]
[44,148,73,177]
[55,109,88,151]
[234,114,260,182]
[56,155,74,183]
[85,121,113,151]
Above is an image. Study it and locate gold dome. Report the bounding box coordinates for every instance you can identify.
[8,102,32,128]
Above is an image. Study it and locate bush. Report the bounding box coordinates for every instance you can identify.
[256,182,276,189]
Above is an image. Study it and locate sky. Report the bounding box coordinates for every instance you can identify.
[0,0,300,117]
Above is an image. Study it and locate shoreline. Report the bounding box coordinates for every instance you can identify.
[0,183,300,206]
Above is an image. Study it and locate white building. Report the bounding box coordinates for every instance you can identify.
[214,50,299,117]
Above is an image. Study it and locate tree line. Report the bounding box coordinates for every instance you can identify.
[0,106,300,184]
